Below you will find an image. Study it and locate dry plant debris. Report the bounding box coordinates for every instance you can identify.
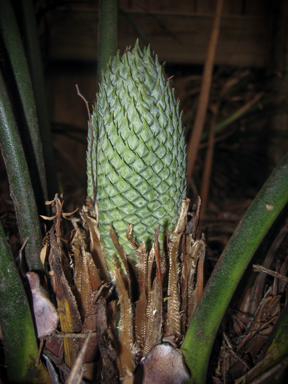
[33,194,206,382]
[212,227,288,384]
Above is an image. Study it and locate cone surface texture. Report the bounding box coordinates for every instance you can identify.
[87,41,186,268]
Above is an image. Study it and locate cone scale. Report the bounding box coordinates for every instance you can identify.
[87,41,186,269]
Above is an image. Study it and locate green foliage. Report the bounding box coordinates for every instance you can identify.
[181,151,288,384]
[0,220,51,383]
[20,0,59,199]
[87,41,186,267]
[0,1,52,381]
[0,0,48,206]
[0,71,43,272]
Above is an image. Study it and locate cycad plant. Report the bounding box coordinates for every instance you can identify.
[61,40,204,381]
[1,1,288,383]
[0,0,201,380]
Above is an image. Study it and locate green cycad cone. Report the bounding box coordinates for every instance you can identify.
[87,40,186,269]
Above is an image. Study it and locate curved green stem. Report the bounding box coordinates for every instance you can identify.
[20,0,58,199]
[98,0,118,82]
[0,0,48,206]
[181,151,288,384]
[0,70,43,272]
[0,221,51,383]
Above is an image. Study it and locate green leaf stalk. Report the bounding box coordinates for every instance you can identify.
[0,221,51,383]
[181,151,288,384]
[0,70,43,272]
[0,0,48,207]
[20,0,59,199]
[97,0,118,83]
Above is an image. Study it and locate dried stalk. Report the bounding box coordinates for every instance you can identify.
[186,0,224,186]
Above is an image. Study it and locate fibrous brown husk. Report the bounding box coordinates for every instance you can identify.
[39,196,206,382]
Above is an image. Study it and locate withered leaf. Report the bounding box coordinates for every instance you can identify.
[143,235,163,356]
[180,235,188,334]
[49,227,82,367]
[80,212,110,282]
[186,238,206,324]
[96,297,118,384]
[80,285,109,364]
[135,243,148,361]
[126,224,139,249]
[174,198,190,234]
[80,291,99,364]
[114,265,135,375]
[110,224,132,296]
[72,227,101,319]
[165,232,182,341]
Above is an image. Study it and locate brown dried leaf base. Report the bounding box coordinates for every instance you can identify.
[40,195,206,383]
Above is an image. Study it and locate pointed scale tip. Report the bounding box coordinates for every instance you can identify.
[135,38,140,50]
